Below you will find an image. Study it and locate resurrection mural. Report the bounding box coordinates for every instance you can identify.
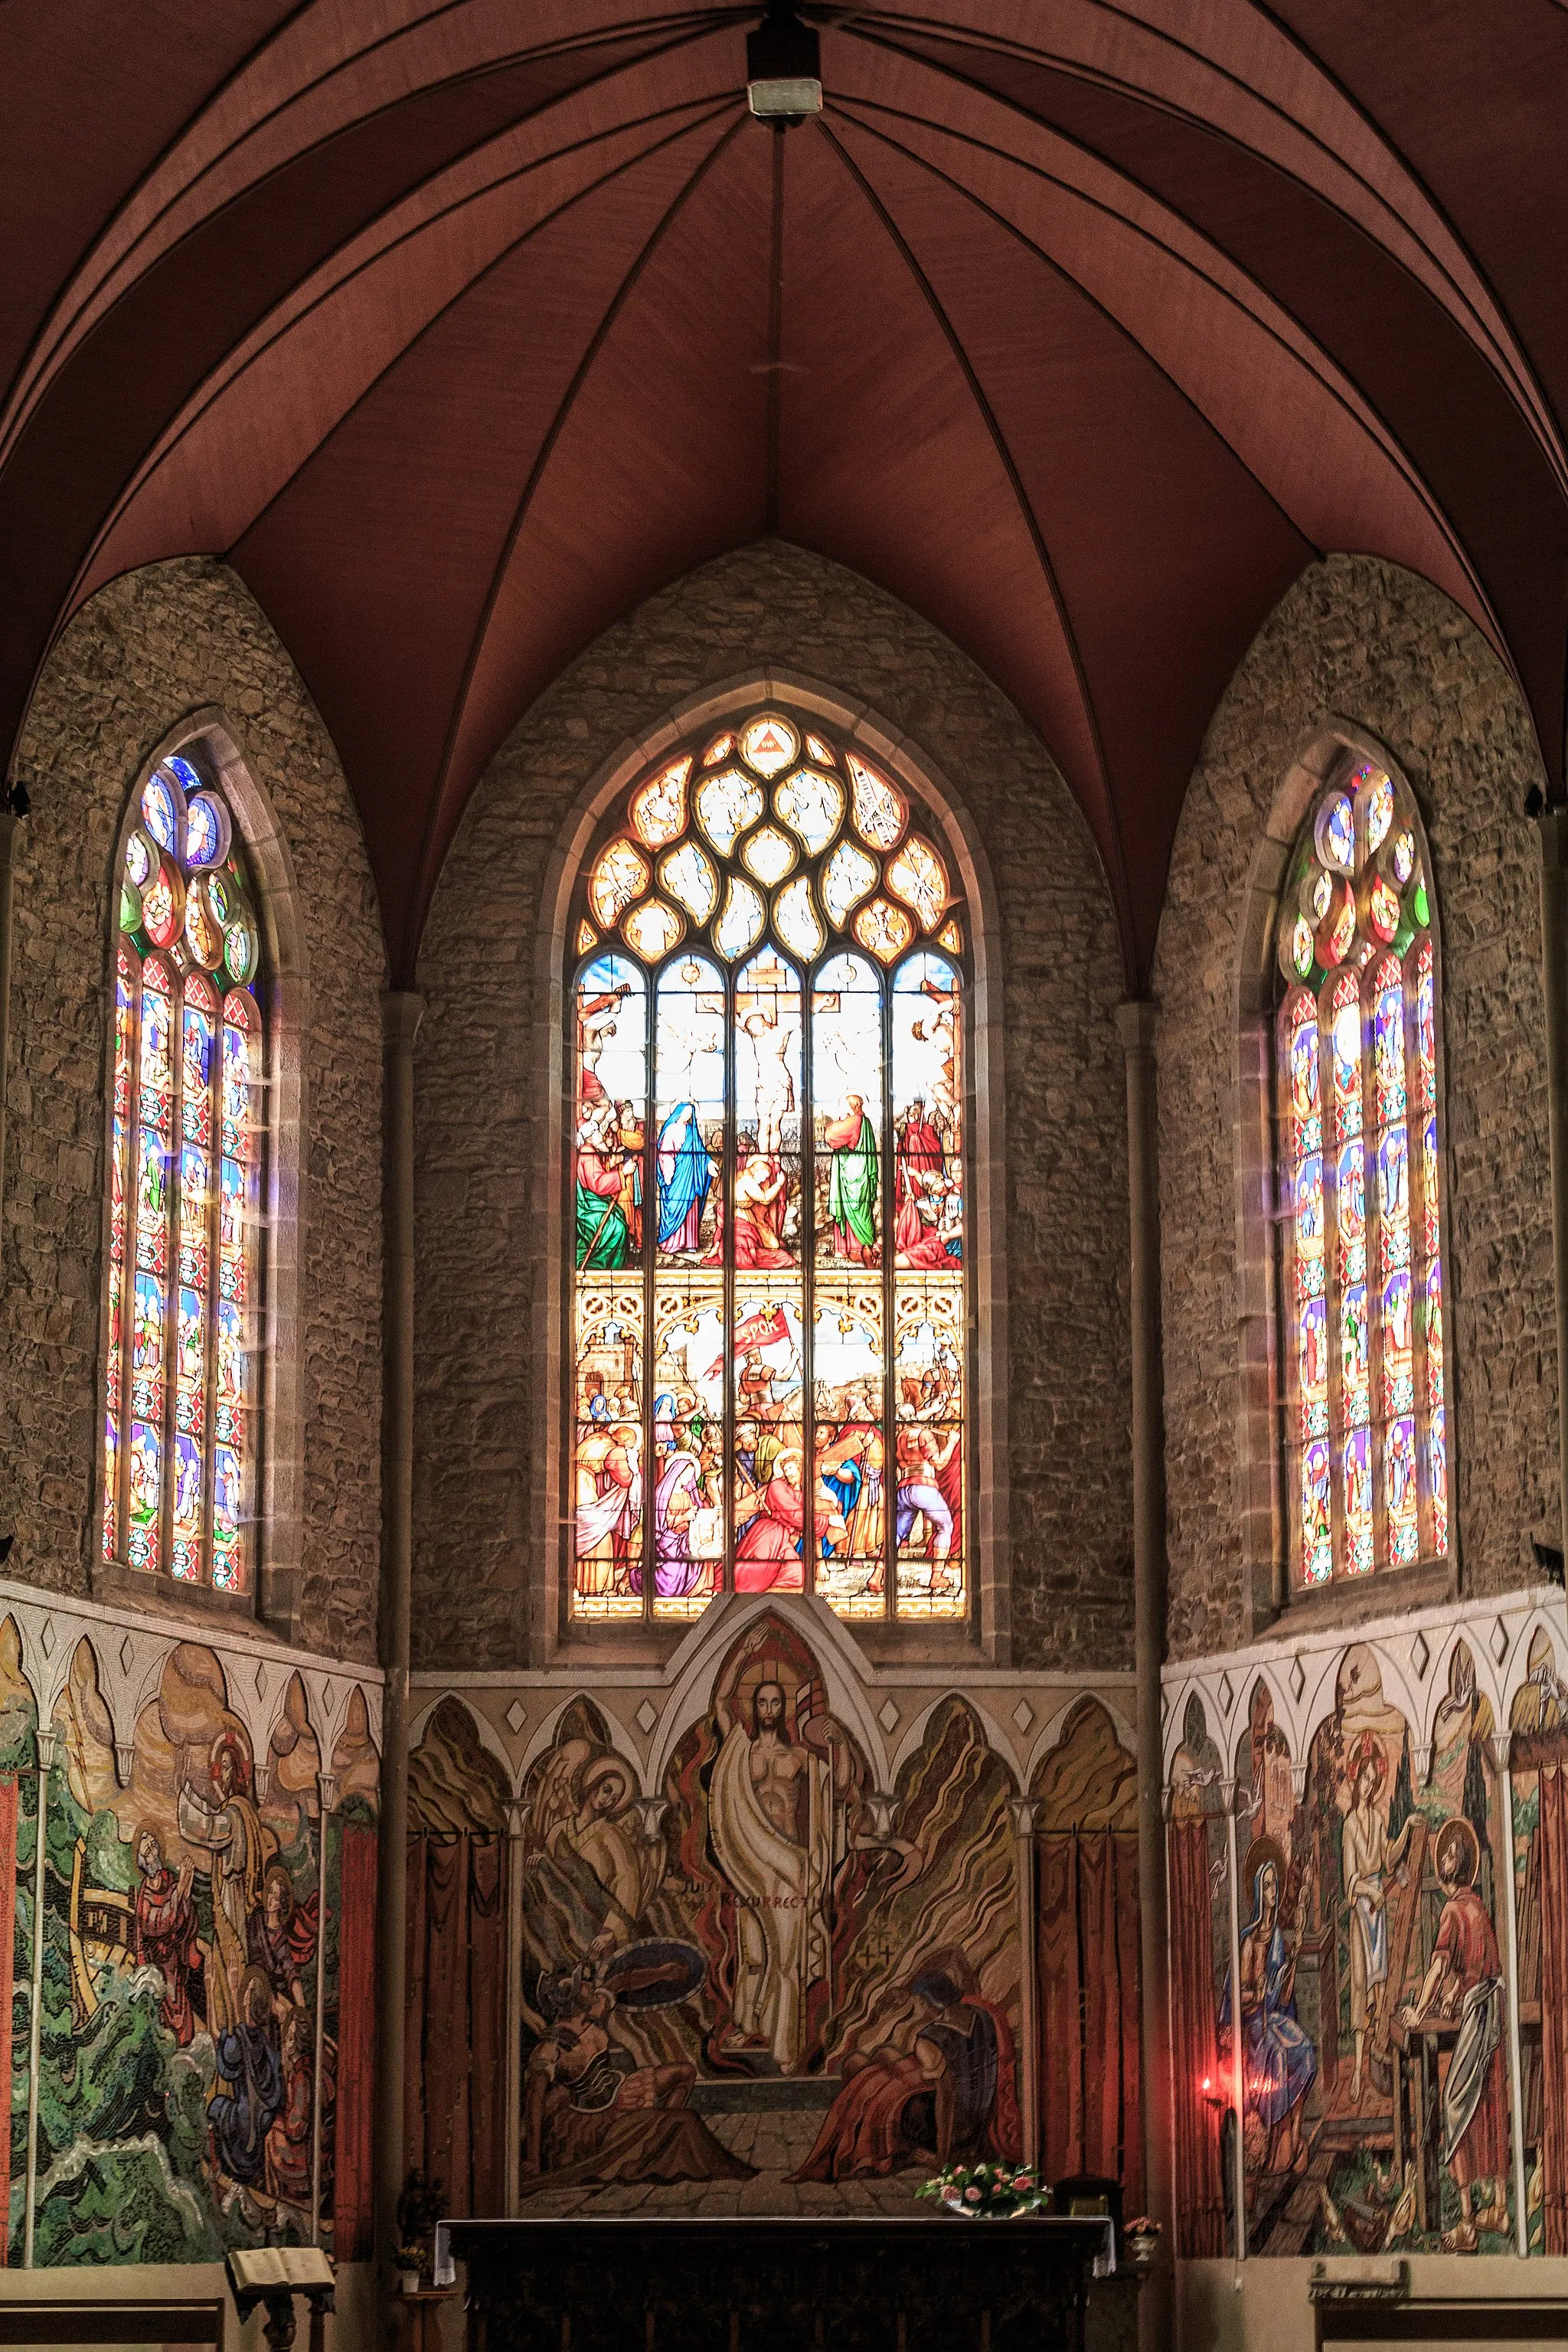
[410,1615,1034,2210]
[1170,1638,1524,2259]
[0,1625,378,2265]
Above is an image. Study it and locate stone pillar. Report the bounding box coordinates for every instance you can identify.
[22,1722,58,2267]
[1008,1796,1041,2172]
[1536,808,1568,1563]
[504,1798,526,2217]
[312,1768,339,2246]
[1117,1001,1173,2318]
[0,805,21,1287]
[1490,1732,1530,2257]
[375,991,422,2320]
[1220,1777,1246,2264]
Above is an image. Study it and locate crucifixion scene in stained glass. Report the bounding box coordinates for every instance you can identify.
[570,710,968,1625]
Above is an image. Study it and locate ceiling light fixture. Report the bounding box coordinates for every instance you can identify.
[747,1,822,119]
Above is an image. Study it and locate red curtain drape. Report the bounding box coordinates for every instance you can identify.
[407,1832,509,2218]
[1537,1766,1568,2254]
[334,1821,377,2261]
[0,1779,17,2267]
[1168,1817,1225,2257]
[1036,1830,1142,2208]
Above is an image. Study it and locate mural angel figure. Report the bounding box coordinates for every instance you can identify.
[532,1742,663,1953]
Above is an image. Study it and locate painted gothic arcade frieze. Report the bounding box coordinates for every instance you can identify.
[1163,1582,1568,2263]
[0,1579,381,2266]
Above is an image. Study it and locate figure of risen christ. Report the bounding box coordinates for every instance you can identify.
[708,1671,835,2069]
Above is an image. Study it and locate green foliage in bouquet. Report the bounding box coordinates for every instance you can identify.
[916,2160,1047,2219]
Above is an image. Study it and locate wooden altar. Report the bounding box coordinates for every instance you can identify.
[435,2217,1121,2352]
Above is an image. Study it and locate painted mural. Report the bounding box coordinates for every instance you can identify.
[410,1613,1044,2213]
[1170,1636,1521,2259]
[1507,1625,1568,2254]
[0,1621,379,2265]
[1032,1698,1142,2209]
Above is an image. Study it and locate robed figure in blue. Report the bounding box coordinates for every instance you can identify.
[1220,1854,1316,2174]
[657,1102,710,1253]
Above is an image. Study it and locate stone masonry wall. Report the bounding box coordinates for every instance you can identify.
[1,558,386,1662]
[1155,554,1554,1660]
[413,540,1132,1672]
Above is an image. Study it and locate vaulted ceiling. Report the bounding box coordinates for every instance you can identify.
[3,3,1565,982]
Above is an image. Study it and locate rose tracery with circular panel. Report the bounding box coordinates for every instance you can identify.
[569,710,969,1629]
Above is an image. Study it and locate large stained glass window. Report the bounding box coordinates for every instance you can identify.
[1276,755,1449,1589]
[102,750,265,1594]
[570,709,969,1625]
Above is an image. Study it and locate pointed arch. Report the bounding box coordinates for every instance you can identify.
[97,709,302,1608]
[560,690,985,1637]
[1254,731,1454,1597]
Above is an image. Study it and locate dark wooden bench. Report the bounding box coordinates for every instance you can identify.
[0,2300,224,2348]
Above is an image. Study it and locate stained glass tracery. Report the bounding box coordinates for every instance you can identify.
[102,751,264,1593]
[572,710,969,1625]
[1277,757,1448,1588]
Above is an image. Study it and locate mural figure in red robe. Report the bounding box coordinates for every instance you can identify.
[1401,1817,1509,2252]
[792,1961,1021,2181]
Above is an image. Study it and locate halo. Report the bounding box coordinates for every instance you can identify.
[1347,1730,1389,1790]
[210,1721,253,1787]
[238,1964,273,2016]
[261,1860,296,1914]
[579,1753,632,1808]
[1243,1835,1285,1893]
[1434,1814,1480,1887]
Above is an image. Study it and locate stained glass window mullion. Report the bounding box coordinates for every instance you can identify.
[1410,952,1434,1570]
[1321,989,1349,1583]
[642,972,655,1624]
[882,969,897,1624]
[800,952,817,1600]
[104,943,139,1570]
[201,1009,221,1587]
[162,996,186,1579]
[721,963,737,1599]
[1361,969,1389,1578]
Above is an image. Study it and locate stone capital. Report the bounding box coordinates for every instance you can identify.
[632,1795,668,1843]
[1116,998,1157,1057]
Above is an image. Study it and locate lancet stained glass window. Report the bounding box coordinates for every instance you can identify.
[1276,755,1449,1589]
[102,751,265,1593]
[570,710,968,1625]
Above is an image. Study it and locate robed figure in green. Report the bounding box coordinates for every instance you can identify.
[577,1103,630,1269]
[824,1095,878,1263]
